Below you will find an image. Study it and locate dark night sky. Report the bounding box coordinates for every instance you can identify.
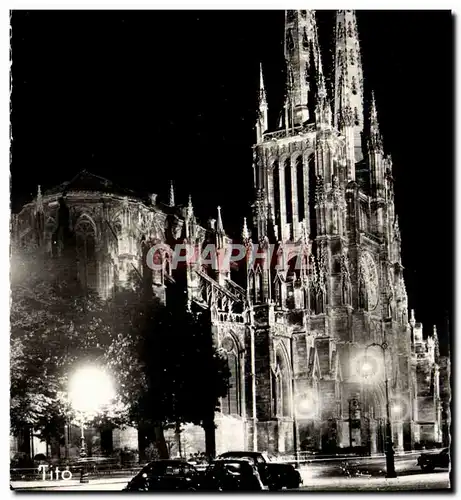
[10,10,453,351]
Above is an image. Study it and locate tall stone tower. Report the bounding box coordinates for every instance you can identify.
[245,9,441,454]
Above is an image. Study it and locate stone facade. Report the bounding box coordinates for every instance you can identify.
[12,10,446,458]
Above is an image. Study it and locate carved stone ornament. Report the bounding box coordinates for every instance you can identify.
[315,175,325,205]
[309,254,318,287]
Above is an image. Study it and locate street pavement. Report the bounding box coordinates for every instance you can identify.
[11,454,451,492]
[297,472,450,491]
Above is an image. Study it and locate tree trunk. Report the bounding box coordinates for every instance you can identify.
[153,422,169,459]
[137,426,147,464]
[203,416,216,459]
[19,425,31,459]
[175,422,182,458]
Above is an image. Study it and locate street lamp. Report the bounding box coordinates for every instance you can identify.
[68,366,115,463]
[362,343,397,479]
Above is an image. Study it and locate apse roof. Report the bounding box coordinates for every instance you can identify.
[43,170,139,198]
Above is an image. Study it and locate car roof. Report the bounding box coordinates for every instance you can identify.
[147,459,189,465]
[213,458,253,464]
[220,451,259,456]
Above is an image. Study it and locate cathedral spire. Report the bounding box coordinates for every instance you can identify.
[242,217,250,243]
[186,194,194,219]
[368,91,384,153]
[334,10,364,162]
[169,180,175,207]
[216,206,225,234]
[315,53,332,128]
[256,63,269,143]
[34,185,43,215]
[284,10,322,126]
[409,309,416,328]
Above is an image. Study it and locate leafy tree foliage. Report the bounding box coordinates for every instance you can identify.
[10,246,117,443]
[11,243,230,459]
[104,276,230,458]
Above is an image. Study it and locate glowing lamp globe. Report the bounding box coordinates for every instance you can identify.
[362,362,373,378]
[69,367,115,416]
[392,404,401,415]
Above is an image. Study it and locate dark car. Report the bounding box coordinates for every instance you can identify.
[123,459,199,491]
[417,448,450,472]
[217,451,302,490]
[202,459,265,491]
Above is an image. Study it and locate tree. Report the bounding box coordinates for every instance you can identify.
[104,276,230,459]
[10,245,118,448]
[11,242,230,460]
[139,281,230,458]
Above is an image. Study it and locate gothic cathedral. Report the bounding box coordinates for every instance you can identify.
[12,10,443,457]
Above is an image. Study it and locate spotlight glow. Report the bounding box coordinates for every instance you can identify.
[68,366,115,416]
[296,389,319,419]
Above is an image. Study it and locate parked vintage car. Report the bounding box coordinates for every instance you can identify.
[217,451,302,490]
[417,448,450,472]
[123,459,200,491]
[201,459,265,491]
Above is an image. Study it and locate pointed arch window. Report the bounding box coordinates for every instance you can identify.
[308,154,317,240]
[285,159,293,225]
[274,276,283,308]
[272,162,281,228]
[274,351,291,417]
[248,271,256,303]
[221,337,241,416]
[296,157,305,221]
[255,267,264,303]
[75,218,97,290]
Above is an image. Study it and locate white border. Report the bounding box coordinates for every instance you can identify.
[3,4,458,499]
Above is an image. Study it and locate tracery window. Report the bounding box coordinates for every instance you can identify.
[272,162,281,228]
[285,159,293,224]
[296,157,305,221]
[75,217,97,290]
[274,351,291,417]
[221,337,241,416]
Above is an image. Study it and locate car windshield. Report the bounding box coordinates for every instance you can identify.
[211,461,251,474]
[222,454,256,464]
[143,462,189,476]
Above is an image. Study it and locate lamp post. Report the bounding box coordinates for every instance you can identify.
[68,366,115,483]
[362,342,397,479]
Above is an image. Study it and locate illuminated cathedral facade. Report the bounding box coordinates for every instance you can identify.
[12,10,445,457]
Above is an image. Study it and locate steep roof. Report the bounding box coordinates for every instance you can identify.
[43,170,139,198]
